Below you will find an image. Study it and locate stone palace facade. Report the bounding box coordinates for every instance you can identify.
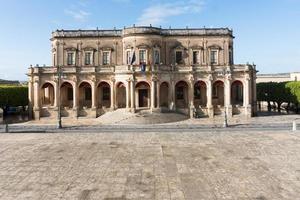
[27,26,257,120]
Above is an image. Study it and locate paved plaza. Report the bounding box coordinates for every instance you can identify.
[0,130,300,200]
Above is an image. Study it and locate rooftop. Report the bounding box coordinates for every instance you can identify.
[52,26,233,38]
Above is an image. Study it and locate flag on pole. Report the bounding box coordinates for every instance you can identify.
[130,48,136,65]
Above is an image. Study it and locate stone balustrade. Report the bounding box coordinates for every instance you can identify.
[28,64,254,75]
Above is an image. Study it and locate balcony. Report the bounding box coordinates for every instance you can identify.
[28,64,255,76]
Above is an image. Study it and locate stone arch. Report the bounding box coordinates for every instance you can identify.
[231,80,244,105]
[175,80,189,108]
[212,80,224,106]
[116,82,126,108]
[60,82,73,108]
[97,81,111,108]
[41,82,55,106]
[194,80,207,107]
[79,81,92,108]
[160,82,169,107]
[135,81,150,108]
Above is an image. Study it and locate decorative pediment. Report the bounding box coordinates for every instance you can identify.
[136,43,150,49]
[125,44,133,49]
[207,44,222,50]
[190,45,203,50]
[152,44,161,48]
[82,47,96,51]
[100,46,114,51]
[172,44,186,50]
[64,47,77,51]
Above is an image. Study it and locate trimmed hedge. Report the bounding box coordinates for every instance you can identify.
[0,85,28,108]
[257,81,300,112]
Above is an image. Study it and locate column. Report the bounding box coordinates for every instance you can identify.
[156,81,160,109]
[206,77,213,118]
[54,81,59,107]
[126,80,130,110]
[33,77,40,120]
[28,75,34,119]
[151,78,155,112]
[189,79,195,118]
[73,82,78,118]
[130,79,135,112]
[244,75,251,117]
[91,80,97,118]
[170,80,175,110]
[224,76,232,117]
[110,79,115,110]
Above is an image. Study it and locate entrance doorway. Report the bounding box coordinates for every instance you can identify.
[136,81,150,108]
[138,89,148,107]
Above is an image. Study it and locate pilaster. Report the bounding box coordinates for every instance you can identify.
[33,76,40,120]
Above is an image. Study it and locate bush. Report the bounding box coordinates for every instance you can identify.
[0,85,28,109]
[257,81,300,113]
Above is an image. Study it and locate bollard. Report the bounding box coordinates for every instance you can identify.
[292,121,297,132]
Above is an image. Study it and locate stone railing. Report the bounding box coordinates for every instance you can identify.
[52,26,233,38]
[52,30,122,38]
[28,64,254,75]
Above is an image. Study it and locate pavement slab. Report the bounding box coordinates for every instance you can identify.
[0,131,300,199]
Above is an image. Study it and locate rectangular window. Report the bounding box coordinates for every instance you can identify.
[176,86,184,100]
[126,50,131,65]
[85,88,91,100]
[67,52,75,65]
[102,87,110,101]
[85,52,92,65]
[103,51,110,65]
[193,51,200,64]
[67,87,73,101]
[175,51,183,64]
[139,49,146,64]
[210,50,218,64]
[154,50,160,64]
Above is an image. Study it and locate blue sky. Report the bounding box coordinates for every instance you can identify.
[0,0,299,81]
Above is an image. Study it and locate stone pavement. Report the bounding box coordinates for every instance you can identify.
[0,130,300,200]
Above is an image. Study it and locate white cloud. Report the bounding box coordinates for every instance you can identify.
[136,0,204,26]
[65,9,90,22]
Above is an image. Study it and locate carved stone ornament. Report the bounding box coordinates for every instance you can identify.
[153,44,161,48]
[51,48,56,53]
[100,46,114,51]
[34,77,39,83]
[172,44,186,50]
[207,44,222,50]
[189,74,195,82]
[83,47,96,51]
[207,74,213,81]
[64,47,77,51]
[151,75,158,81]
[244,74,250,80]
[190,45,204,50]
[72,76,77,83]
[110,77,116,82]
[137,43,150,49]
